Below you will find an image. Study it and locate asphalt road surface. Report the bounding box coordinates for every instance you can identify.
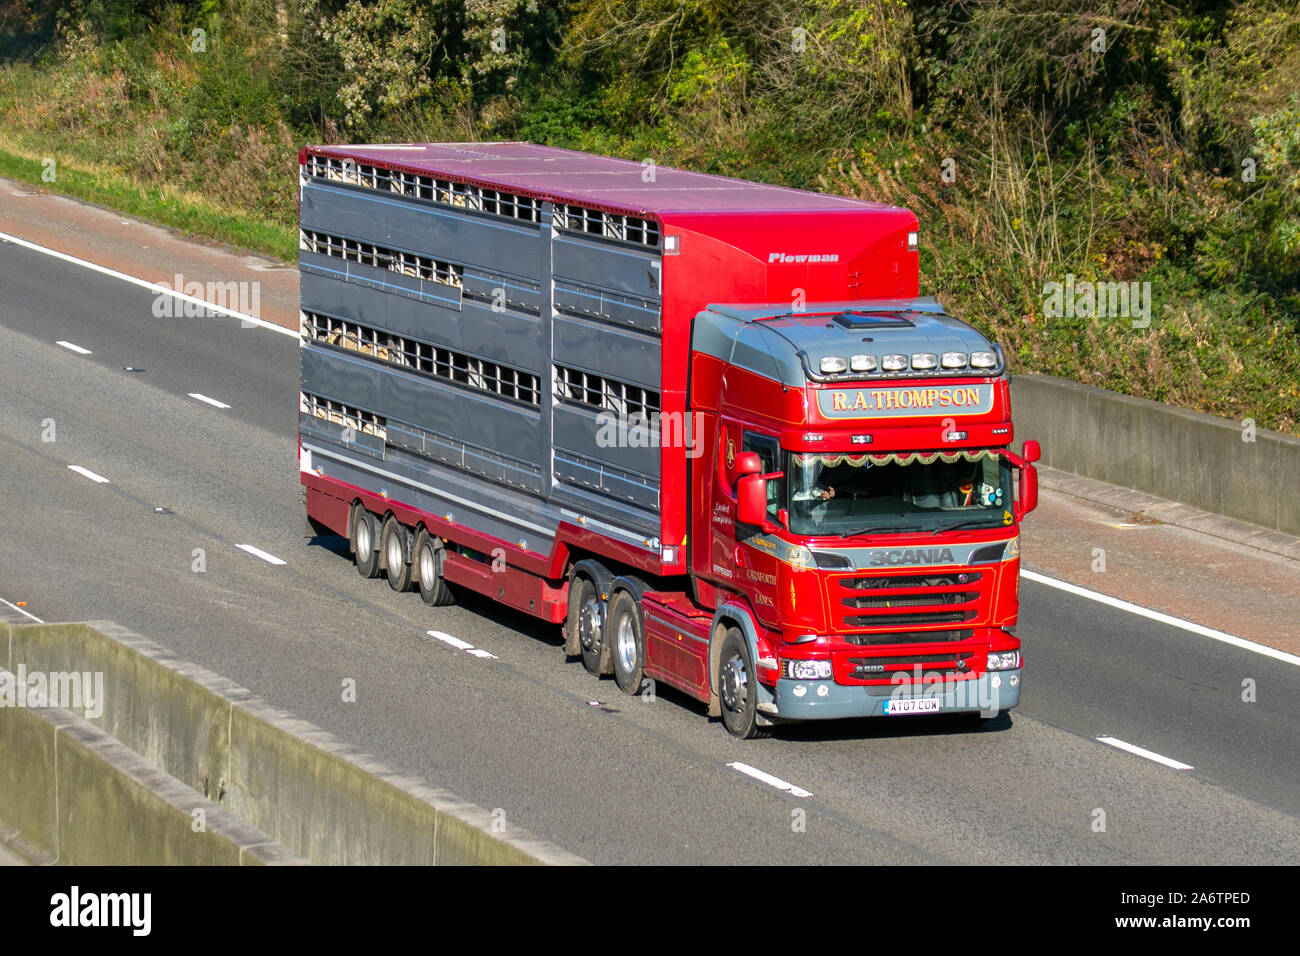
[3,236,1298,865]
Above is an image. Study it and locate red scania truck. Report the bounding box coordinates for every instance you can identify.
[297,142,1039,738]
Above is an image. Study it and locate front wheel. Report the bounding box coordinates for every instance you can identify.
[609,590,645,696]
[718,628,770,739]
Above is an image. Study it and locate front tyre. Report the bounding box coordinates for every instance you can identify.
[609,590,645,696]
[719,628,770,739]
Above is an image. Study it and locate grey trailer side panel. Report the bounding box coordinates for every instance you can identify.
[301,181,543,280]
[553,234,661,299]
[301,271,544,374]
[552,314,661,392]
[299,250,463,311]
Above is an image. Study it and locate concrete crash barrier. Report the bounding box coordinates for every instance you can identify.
[0,681,303,865]
[0,621,587,865]
[1012,374,1300,538]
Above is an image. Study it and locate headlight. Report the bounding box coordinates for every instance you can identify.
[820,356,848,374]
[970,351,998,369]
[782,659,833,680]
[941,351,968,368]
[987,651,1021,671]
[882,353,908,371]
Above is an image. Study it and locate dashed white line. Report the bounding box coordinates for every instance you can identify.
[727,761,814,798]
[67,464,110,483]
[1096,736,1194,771]
[427,630,498,660]
[236,544,286,566]
[188,392,231,409]
[1021,569,1300,668]
[56,340,92,355]
[0,230,296,338]
[0,596,43,623]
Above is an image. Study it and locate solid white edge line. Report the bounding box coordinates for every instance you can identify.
[67,464,110,483]
[467,648,499,660]
[56,340,92,354]
[1097,736,1195,771]
[1021,569,1300,668]
[727,761,814,798]
[0,597,43,623]
[0,230,297,338]
[188,392,231,409]
[236,544,286,566]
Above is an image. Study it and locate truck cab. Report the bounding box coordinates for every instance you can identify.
[691,298,1039,733]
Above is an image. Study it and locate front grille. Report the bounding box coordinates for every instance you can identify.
[845,611,973,627]
[842,572,977,590]
[844,591,975,609]
[843,629,974,646]
[848,652,976,683]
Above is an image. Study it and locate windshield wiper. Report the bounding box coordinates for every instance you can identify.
[933,518,1003,534]
[836,525,914,538]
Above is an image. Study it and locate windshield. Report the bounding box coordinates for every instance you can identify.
[784,450,1013,536]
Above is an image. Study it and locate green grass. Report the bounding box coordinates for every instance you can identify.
[0,145,296,262]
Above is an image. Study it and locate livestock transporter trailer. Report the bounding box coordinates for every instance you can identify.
[297,142,1040,738]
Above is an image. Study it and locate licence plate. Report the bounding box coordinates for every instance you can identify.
[884,697,941,716]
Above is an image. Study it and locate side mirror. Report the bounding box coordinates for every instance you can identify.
[734,451,762,479]
[737,473,769,526]
[1022,439,1041,463]
[1017,461,1039,518]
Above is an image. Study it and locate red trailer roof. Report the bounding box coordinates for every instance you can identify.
[303,141,903,218]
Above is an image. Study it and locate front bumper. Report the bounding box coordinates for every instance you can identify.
[766,669,1021,721]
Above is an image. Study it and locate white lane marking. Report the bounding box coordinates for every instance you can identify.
[1021,569,1300,668]
[188,392,231,409]
[0,596,43,623]
[236,544,286,565]
[1097,736,1195,771]
[56,340,92,355]
[0,230,296,338]
[67,464,110,483]
[727,761,814,799]
[426,630,498,660]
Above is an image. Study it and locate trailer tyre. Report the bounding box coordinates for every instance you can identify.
[414,528,456,606]
[382,516,412,592]
[351,507,381,579]
[573,577,611,677]
[609,590,645,696]
[719,627,770,739]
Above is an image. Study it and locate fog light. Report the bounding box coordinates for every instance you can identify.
[793,685,807,698]
[817,684,830,697]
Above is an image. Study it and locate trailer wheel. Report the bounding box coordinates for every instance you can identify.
[719,627,770,739]
[351,506,381,579]
[382,516,412,592]
[573,577,611,677]
[414,528,457,606]
[609,590,645,696]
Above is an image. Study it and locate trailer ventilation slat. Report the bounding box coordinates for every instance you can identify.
[300,392,387,440]
[552,204,660,249]
[302,310,541,409]
[303,155,543,225]
[553,365,660,419]
[300,230,463,288]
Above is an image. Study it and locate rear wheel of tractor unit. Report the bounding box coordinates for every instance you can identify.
[572,577,611,677]
[351,506,381,579]
[413,528,457,606]
[381,515,412,592]
[719,627,770,739]
[609,590,646,696]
